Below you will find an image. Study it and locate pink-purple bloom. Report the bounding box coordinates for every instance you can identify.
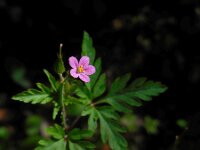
[69,56,96,82]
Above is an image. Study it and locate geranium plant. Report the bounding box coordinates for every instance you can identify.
[12,31,167,150]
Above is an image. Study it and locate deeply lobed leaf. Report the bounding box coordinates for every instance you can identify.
[81,31,96,65]
[46,124,65,140]
[82,106,128,150]
[68,128,93,140]
[35,139,66,150]
[12,89,52,104]
[43,69,58,92]
[105,76,168,113]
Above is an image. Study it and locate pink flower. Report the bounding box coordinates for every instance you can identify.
[69,56,96,82]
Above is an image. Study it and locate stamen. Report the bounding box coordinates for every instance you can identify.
[77,65,84,73]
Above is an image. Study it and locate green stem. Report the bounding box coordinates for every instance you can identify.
[61,94,68,131]
[59,73,65,83]
[59,73,68,131]
[69,116,81,131]
[92,99,107,106]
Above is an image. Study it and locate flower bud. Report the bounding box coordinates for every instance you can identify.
[54,44,66,74]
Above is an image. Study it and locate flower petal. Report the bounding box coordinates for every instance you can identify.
[84,65,96,75]
[79,73,90,82]
[70,68,79,78]
[79,56,89,66]
[69,56,78,68]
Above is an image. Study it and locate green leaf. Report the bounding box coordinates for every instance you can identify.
[64,95,88,105]
[35,139,66,150]
[43,69,57,92]
[97,107,128,150]
[68,141,95,150]
[89,58,102,90]
[126,80,168,101]
[36,82,51,93]
[81,31,98,91]
[93,73,106,98]
[105,97,132,113]
[37,139,54,146]
[76,141,95,149]
[68,128,93,140]
[105,77,167,113]
[52,102,60,120]
[75,86,91,100]
[128,77,147,89]
[12,89,52,104]
[116,95,142,107]
[98,106,120,120]
[82,106,127,150]
[81,107,98,132]
[81,31,96,65]
[109,73,131,95]
[68,141,84,150]
[105,95,142,112]
[85,58,102,91]
[46,124,65,140]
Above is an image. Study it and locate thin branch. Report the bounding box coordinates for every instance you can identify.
[59,73,68,131]
[69,116,81,130]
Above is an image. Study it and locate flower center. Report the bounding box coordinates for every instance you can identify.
[77,65,85,73]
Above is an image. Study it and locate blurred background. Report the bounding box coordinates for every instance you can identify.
[1,0,200,149]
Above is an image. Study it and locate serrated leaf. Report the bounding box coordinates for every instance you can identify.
[12,89,52,104]
[108,95,142,109]
[81,31,96,65]
[85,58,102,91]
[75,86,91,100]
[64,95,88,106]
[38,139,54,146]
[81,31,98,91]
[98,106,120,120]
[82,106,127,150]
[68,128,93,140]
[43,69,57,92]
[36,83,51,93]
[93,73,106,98]
[35,139,66,150]
[46,124,65,140]
[68,141,84,150]
[89,58,102,90]
[52,102,60,120]
[105,77,167,113]
[69,141,95,150]
[81,107,98,132]
[128,77,147,89]
[109,73,131,95]
[68,141,95,150]
[76,141,95,149]
[97,108,128,150]
[105,97,131,113]
[126,80,168,101]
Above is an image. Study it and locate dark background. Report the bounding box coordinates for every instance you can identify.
[1,0,200,149]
